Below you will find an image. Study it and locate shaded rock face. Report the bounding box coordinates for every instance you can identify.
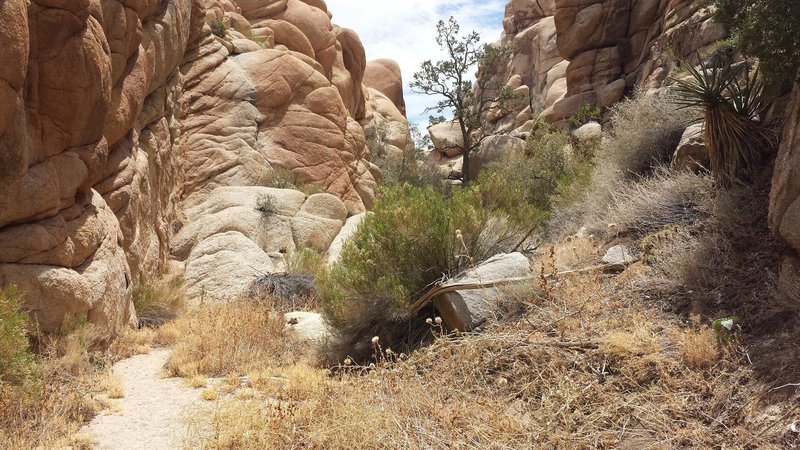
[770,84,800,297]
[491,0,725,129]
[0,0,409,333]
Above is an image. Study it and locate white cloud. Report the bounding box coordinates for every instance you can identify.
[325,0,506,128]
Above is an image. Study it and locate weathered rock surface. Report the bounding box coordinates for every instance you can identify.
[0,0,409,334]
[327,213,367,266]
[672,123,708,172]
[770,83,800,298]
[433,252,533,331]
[602,244,639,270]
[488,0,726,128]
[364,59,406,116]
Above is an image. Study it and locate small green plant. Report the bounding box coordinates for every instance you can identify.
[0,285,38,388]
[284,247,326,276]
[712,316,742,345]
[249,34,269,48]
[208,19,227,38]
[570,103,601,127]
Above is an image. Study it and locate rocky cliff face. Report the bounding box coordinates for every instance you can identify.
[490,0,725,129]
[770,84,800,297]
[0,0,409,333]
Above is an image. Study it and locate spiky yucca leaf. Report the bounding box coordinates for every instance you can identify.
[672,59,771,186]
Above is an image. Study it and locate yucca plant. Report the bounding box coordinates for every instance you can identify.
[672,59,773,186]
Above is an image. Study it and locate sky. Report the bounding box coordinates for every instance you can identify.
[325,0,506,128]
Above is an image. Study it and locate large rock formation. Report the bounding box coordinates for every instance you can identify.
[770,83,800,298]
[0,0,409,333]
[489,0,726,129]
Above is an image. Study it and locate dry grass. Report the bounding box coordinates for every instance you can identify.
[177,170,798,449]
[165,299,307,378]
[133,275,187,327]
[0,326,119,449]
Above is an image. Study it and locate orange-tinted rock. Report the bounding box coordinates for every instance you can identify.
[364,59,406,116]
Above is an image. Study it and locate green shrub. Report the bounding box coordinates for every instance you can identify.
[570,103,601,127]
[207,19,227,38]
[711,0,800,90]
[284,247,326,276]
[0,285,38,387]
[319,185,521,351]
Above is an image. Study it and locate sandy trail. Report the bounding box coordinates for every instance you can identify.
[81,348,203,450]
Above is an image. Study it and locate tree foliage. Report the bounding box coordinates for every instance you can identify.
[711,0,800,90]
[411,17,520,183]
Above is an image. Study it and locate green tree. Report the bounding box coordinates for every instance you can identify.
[411,17,518,184]
[711,0,800,90]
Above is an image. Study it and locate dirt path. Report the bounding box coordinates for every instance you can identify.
[81,348,203,450]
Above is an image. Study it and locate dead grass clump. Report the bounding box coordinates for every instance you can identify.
[679,326,720,370]
[602,89,693,179]
[165,299,304,378]
[593,170,715,239]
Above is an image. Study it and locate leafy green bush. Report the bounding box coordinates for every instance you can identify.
[319,185,521,351]
[570,103,601,127]
[712,0,800,90]
[0,285,38,387]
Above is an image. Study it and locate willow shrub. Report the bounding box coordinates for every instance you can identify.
[319,184,522,353]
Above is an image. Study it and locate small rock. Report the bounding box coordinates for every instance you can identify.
[602,245,639,270]
[573,122,602,142]
[672,124,708,172]
[284,311,330,343]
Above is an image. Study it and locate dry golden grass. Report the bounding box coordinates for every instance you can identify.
[102,372,125,399]
[0,326,113,449]
[178,229,799,449]
[165,299,307,378]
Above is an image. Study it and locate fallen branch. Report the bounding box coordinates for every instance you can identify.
[405,262,629,319]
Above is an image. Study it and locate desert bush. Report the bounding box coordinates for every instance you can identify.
[133,275,186,326]
[477,123,593,232]
[283,246,325,276]
[319,184,522,353]
[548,91,694,237]
[570,102,601,127]
[255,193,278,220]
[1,319,113,448]
[0,285,37,388]
[601,89,692,179]
[207,19,226,38]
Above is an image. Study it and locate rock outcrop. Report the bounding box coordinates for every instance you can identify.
[770,83,800,299]
[489,0,726,129]
[0,0,409,333]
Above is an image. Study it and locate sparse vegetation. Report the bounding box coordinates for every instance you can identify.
[0,285,38,388]
[133,275,186,327]
[255,193,279,220]
[570,102,602,127]
[207,19,227,38]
